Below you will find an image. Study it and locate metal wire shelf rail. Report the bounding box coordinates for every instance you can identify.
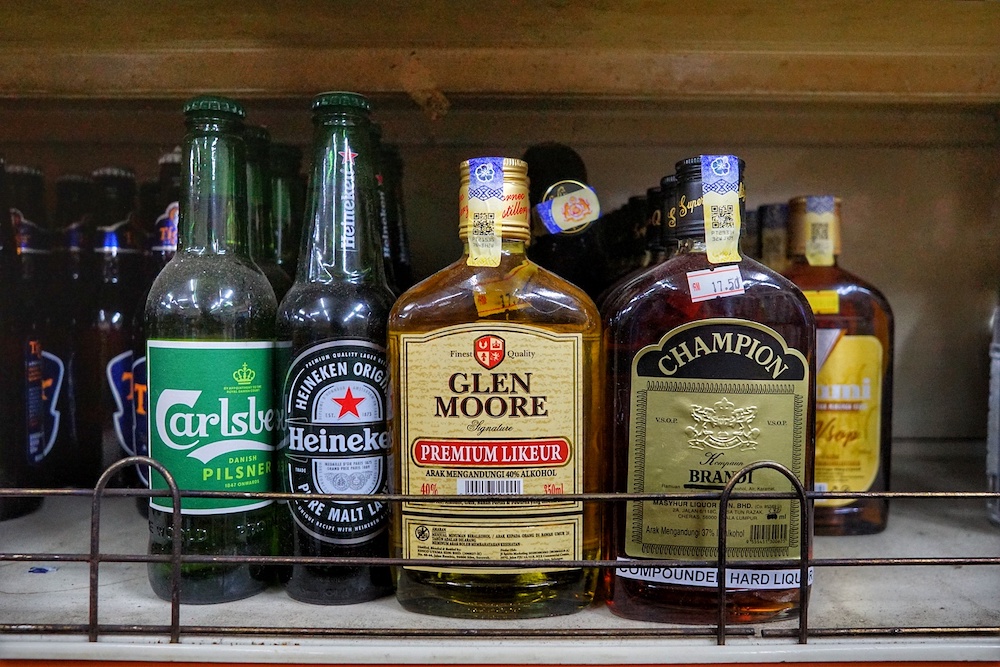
[0,456,997,646]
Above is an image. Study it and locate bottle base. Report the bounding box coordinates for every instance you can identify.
[395,567,597,620]
[147,563,267,605]
[815,499,887,536]
[607,576,803,624]
[286,565,393,605]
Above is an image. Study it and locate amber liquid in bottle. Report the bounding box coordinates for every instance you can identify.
[604,156,815,624]
[388,157,603,619]
[783,196,893,535]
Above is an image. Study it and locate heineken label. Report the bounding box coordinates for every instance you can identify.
[147,340,276,514]
[280,340,390,545]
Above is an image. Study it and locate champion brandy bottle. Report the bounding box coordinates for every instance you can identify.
[783,195,893,535]
[388,157,603,618]
[605,155,815,624]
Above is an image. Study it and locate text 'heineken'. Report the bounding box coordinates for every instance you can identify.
[145,96,278,604]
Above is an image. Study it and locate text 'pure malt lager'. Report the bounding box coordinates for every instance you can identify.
[388,157,603,619]
[783,196,894,535]
[277,92,396,604]
[145,96,278,604]
[604,155,816,624]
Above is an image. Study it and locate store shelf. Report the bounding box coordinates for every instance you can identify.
[1,439,997,664]
[1,2,999,104]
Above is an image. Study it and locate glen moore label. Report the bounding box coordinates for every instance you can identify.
[397,323,584,573]
[625,319,810,564]
[147,340,276,514]
[280,340,390,545]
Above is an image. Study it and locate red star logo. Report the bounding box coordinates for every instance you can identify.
[332,387,365,418]
[339,149,358,165]
[376,173,384,185]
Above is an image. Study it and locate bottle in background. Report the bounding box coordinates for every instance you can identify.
[145,96,277,604]
[45,174,95,488]
[270,142,305,279]
[989,297,1000,526]
[277,92,396,604]
[132,148,181,514]
[522,142,609,300]
[7,165,60,491]
[784,195,894,535]
[388,156,603,618]
[380,142,414,291]
[605,155,815,624]
[759,202,790,273]
[0,159,45,519]
[370,121,400,294]
[245,124,292,302]
[77,167,141,488]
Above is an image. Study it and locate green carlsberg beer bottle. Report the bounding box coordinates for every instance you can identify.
[277,92,395,604]
[145,96,278,604]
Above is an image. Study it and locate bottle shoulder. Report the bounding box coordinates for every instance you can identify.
[783,262,894,321]
[389,256,601,333]
[277,279,395,339]
[145,253,278,327]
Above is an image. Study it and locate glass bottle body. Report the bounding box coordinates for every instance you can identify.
[605,240,815,623]
[145,104,277,604]
[784,260,893,535]
[388,241,604,619]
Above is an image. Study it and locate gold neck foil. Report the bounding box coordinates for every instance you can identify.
[459,157,531,243]
[788,195,842,266]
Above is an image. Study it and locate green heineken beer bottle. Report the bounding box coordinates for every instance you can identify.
[277,92,395,604]
[145,96,278,604]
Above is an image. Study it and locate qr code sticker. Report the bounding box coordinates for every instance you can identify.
[710,204,734,229]
[473,212,495,235]
[811,223,829,242]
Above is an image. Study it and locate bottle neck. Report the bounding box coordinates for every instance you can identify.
[461,238,529,261]
[297,114,386,284]
[247,152,278,262]
[179,118,251,257]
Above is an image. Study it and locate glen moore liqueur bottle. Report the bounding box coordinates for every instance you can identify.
[277,92,396,604]
[145,96,278,603]
[605,156,816,624]
[783,196,893,535]
[388,157,603,618]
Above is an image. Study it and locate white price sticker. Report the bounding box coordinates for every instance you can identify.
[686,265,745,303]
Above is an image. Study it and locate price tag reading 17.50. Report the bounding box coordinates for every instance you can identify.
[686,265,746,303]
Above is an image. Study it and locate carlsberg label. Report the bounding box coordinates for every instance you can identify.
[147,340,276,514]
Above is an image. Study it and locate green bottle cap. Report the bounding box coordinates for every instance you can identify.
[312,92,371,113]
[183,95,246,119]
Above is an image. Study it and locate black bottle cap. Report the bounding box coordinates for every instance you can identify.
[673,155,746,239]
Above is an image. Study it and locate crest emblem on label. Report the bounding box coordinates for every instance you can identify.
[474,335,505,370]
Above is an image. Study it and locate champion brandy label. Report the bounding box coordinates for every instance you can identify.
[280,340,390,544]
[625,319,809,566]
[147,340,275,514]
[397,323,584,573]
[814,330,883,507]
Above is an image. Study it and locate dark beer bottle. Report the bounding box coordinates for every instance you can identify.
[45,174,96,488]
[277,92,395,604]
[245,124,292,301]
[369,122,399,294]
[380,142,414,290]
[77,167,142,487]
[0,160,45,519]
[145,96,277,604]
[132,148,181,513]
[269,142,305,278]
[6,165,59,490]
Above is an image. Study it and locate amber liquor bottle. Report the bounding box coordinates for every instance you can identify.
[783,196,893,535]
[604,155,816,624]
[388,157,603,618]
